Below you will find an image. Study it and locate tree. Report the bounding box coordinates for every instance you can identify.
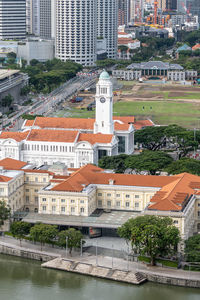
[118,215,180,266]
[1,94,14,108]
[165,158,200,176]
[58,228,83,255]
[125,150,173,175]
[185,235,200,262]
[7,52,16,59]
[135,124,199,158]
[10,221,31,246]
[0,200,11,227]
[98,154,128,173]
[30,223,58,251]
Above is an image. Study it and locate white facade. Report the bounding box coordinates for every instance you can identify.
[97,0,118,59]
[17,39,54,64]
[0,0,26,40]
[94,72,114,135]
[55,0,96,66]
[0,71,134,167]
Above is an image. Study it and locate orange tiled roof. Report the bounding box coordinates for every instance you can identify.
[51,165,200,212]
[0,158,27,170]
[192,44,200,51]
[0,175,12,182]
[0,131,29,142]
[34,117,94,130]
[77,133,113,145]
[148,172,200,211]
[27,129,79,143]
[51,164,176,192]
[134,119,154,130]
[23,116,153,132]
[24,120,34,127]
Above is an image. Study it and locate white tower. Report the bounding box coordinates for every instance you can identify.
[94,71,114,135]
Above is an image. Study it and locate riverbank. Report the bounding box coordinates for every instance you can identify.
[0,236,199,288]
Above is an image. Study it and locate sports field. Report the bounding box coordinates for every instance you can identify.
[53,100,200,129]
[51,81,200,129]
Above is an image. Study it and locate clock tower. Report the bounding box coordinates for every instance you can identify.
[94,70,114,134]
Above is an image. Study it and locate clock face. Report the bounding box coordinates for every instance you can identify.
[100,97,106,103]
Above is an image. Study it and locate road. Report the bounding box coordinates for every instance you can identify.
[2,74,97,132]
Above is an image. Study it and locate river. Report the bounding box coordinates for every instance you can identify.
[0,254,199,300]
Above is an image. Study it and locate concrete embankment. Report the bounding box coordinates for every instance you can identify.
[0,241,59,262]
[42,257,146,285]
[142,272,200,289]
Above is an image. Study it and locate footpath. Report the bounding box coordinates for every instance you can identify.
[0,236,200,288]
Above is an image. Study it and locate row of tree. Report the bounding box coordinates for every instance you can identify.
[10,221,83,254]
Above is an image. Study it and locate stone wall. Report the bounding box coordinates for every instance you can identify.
[0,244,57,262]
[143,273,200,288]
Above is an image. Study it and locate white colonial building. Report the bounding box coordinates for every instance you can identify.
[0,71,143,167]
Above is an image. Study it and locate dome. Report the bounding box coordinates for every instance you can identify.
[99,70,110,80]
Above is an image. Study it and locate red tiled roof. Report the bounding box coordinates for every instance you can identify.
[34,117,94,130]
[27,129,79,143]
[0,131,29,142]
[77,133,113,145]
[0,175,12,182]
[23,169,54,175]
[51,164,176,192]
[51,165,200,212]
[24,120,34,127]
[192,44,200,51]
[0,158,27,170]
[134,119,154,130]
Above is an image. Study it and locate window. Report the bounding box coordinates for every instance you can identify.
[125,202,130,208]
[135,202,139,208]
[52,206,56,213]
[116,194,120,197]
[107,201,111,207]
[98,193,102,197]
[35,196,38,203]
[198,211,200,217]
[71,200,75,203]
[34,189,38,192]
[0,188,4,193]
[35,177,38,182]
[98,200,102,207]
[107,193,111,197]
[42,198,46,202]
[26,177,29,182]
[26,189,29,193]
[52,198,56,202]
[61,199,65,203]
[71,207,75,213]
[125,195,130,198]
[118,136,126,153]
[42,206,46,212]
[43,178,46,182]
[135,195,139,199]
[26,196,29,203]
[80,207,84,213]
[116,201,120,207]
[61,206,65,213]
[80,200,84,204]
[173,220,178,224]
[198,203,200,207]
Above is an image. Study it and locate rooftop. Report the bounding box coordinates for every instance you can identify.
[0,69,20,80]
[99,70,110,80]
[127,61,183,71]
[0,158,27,170]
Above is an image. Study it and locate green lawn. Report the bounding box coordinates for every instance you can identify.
[52,101,200,129]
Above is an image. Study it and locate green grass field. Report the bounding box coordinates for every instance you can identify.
[52,101,200,129]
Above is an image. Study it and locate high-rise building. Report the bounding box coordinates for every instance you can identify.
[97,0,118,59]
[55,0,96,66]
[187,0,200,22]
[26,0,55,38]
[118,0,131,26]
[130,0,144,23]
[0,0,26,40]
[158,0,177,11]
